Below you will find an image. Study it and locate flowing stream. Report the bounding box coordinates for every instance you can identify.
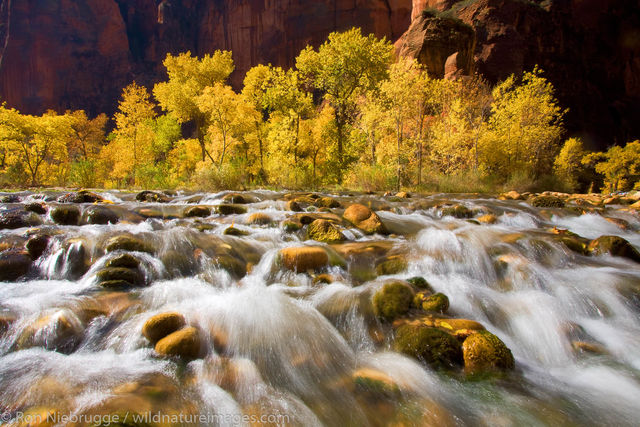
[0,190,639,426]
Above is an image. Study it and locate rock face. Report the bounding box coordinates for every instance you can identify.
[399,0,640,148]
[0,0,411,114]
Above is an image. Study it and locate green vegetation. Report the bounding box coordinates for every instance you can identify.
[0,28,637,193]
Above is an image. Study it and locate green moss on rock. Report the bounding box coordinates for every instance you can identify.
[307,219,345,243]
[462,330,515,374]
[393,324,463,369]
[373,281,414,321]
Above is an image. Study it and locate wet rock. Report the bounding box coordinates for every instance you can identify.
[407,276,434,292]
[161,250,196,277]
[95,267,144,287]
[530,195,565,208]
[462,330,515,375]
[307,219,345,243]
[0,194,21,203]
[373,281,414,321]
[499,190,524,200]
[26,235,49,260]
[312,273,336,285]
[0,209,42,229]
[441,204,472,218]
[393,324,463,369]
[105,253,140,269]
[419,292,450,314]
[84,205,119,224]
[247,212,272,225]
[58,190,104,203]
[286,200,303,212]
[53,238,91,280]
[375,256,408,275]
[184,205,211,218]
[222,193,251,204]
[16,310,84,353]
[49,205,80,225]
[155,326,202,359]
[215,204,247,215]
[395,191,411,198]
[314,196,341,208]
[223,226,250,236]
[0,250,32,281]
[572,340,607,355]
[477,214,498,224]
[587,235,640,263]
[279,246,329,272]
[0,313,16,335]
[353,368,400,399]
[24,201,47,214]
[135,190,170,203]
[435,318,485,338]
[142,312,186,344]
[105,235,155,254]
[212,255,247,278]
[343,204,388,235]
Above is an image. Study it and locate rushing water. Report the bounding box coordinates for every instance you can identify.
[0,190,639,426]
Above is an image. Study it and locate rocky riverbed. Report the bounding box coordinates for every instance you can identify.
[0,189,639,426]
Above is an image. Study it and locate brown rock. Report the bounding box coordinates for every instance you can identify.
[142,312,186,344]
[343,204,388,235]
[279,246,329,272]
[155,326,202,359]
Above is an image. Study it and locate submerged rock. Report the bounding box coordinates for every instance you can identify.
[26,234,49,260]
[343,203,388,235]
[84,205,119,224]
[184,205,211,218]
[105,235,155,254]
[373,281,414,321]
[223,226,250,236]
[142,312,186,344]
[441,204,472,218]
[247,212,272,225]
[588,235,640,263]
[222,193,252,204]
[105,253,140,269]
[24,201,47,214]
[215,204,247,215]
[16,310,84,353]
[375,256,408,276]
[393,324,463,369]
[279,246,329,272]
[95,267,145,288]
[462,330,515,375]
[353,368,400,399]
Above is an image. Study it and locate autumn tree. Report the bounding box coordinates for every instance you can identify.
[554,137,587,191]
[585,140,640,192]
[67,110,107,187]
[153,51,234,162]
[296,28,393,180]
[103,82,156,187]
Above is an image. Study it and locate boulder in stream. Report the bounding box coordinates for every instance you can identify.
[588,235,640,263]
[104,234,155,254]
[135,190,171,203]
[278,246,329,272]
[84,205,119,224]
[247,212,272,225]
[419,292,450,314]
[215,204,248,215]
[0,249,32,281]
[307,219,345,243]
[184,205,211,218]
[26,234,50,260]
[343,204,387,235]
[142,312,186,343]
[461,330,515,375]
[0,209,42,230]
[530,195,565,208]
[50,205,80,225]
[373,281,414,321]
[155,326,202,359]
[57,190,104,203]
[393,324,463,369]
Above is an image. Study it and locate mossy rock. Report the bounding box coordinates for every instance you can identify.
[353,368,400,399]
[184,205,211,218]
[530,195,565,208]
[223,226,249,236]
[142,312,186,344]
[84,205,119,225]
[106,253,140,269]
[393,324,463,369]
[213,255,247,278]
[279,246,329,272]
[343,203,388,235]
[58,190,105,203]
[420,292,449,314]
[96,267,144,287]
[50,205,80,225]
[286,200,303,212]
[247,212,272,225]
[26,235,49,260]
[24,202,47,214]
[462,330,515,374]
[375,256,408,275]
[406,276,433,292]
[105,235,155,254]
[588,235,640,263]
[0,250,32,281]
[554,235,589,255]
[222,193,250,204]
[135,190,170,203]
[0,209,42,230]
[307,219,345,243]
[215,204,247,215]
[281,219,302,232]
[373,281,414,321]
[154,326,202,359]
[441,204,472,218]
[314,197,341,208]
